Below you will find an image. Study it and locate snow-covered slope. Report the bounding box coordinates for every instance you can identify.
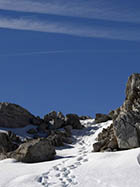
[0,119,140,187]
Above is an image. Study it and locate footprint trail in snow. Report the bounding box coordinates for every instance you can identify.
[38,119,103,187]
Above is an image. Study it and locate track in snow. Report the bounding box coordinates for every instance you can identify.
[38,120,110,187]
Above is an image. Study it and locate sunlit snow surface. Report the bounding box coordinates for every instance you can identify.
[0,119,140,187]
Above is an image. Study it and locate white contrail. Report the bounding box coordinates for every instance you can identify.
[0,49,140,57]
[0,0,139,23]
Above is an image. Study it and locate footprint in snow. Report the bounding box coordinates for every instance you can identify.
[56,166,78,186]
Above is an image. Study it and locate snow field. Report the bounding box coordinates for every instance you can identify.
[0,119,140,187]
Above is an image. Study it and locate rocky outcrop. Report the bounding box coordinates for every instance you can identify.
[0,103,36,128]
[93,124,118,152]
[65,114,83,129]
[44,111,65,129]
[113,74,140,149]
[0,103,84,162]
[9,138,56,163]
[95,113,111,124]
[94,73,140,151]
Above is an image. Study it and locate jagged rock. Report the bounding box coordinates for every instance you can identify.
[50,118,64,129]
[108,108,121,120]
[44,111,65,129]
[79,116,92,120]
[114,73,140,149]
[57,112,65,120]
[93,140,106,152]
[27,128,38,135]
[0,103,36,128]
[93,124,118,152]
[9,138,56,163]
[0,132,18,153]
[95,113,111,124]
[65,114,83,129]
[44,111,57,123]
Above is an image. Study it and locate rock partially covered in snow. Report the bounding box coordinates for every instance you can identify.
[114,73,140,149]
[9,138,56,163]
[93,124,118,152]
[0,103,36,128]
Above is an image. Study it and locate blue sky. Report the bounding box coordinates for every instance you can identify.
[0,0,140,118]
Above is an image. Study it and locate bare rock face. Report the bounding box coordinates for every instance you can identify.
[0,103,36,128]
[114,74,140,149]
[9,138,56,163]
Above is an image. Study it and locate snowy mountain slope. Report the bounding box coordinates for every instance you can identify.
[0,119,140,187]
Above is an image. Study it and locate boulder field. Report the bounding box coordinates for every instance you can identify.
[0,104,85,163]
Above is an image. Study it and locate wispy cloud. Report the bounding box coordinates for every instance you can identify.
[0,15,139,41]
[0,0,140,41]
[0,0,140,23]
[1,49,140,57]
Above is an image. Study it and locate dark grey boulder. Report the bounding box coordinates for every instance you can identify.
[0,103,36,128]
[9,138,56,163]
[47,133,64,147]
[95,113,111,124]
[65,114,83,129]
[51,118,64,129]
[93,140,106,152]
[44,111,57,123]
[47,130,73,147]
